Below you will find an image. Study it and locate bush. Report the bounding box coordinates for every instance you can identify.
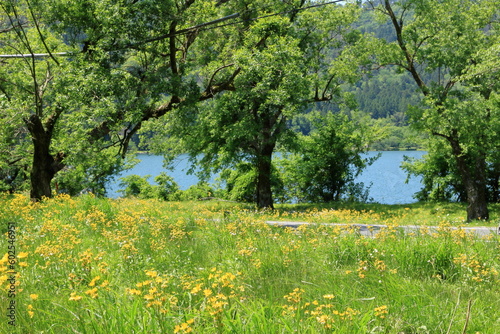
[153,172,181,200]
[117,174,155,199]
[178,182,214,201]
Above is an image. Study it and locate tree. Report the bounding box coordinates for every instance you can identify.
[0,0,74,200]
[367,0,500,220]
[0,0,141,200]
[144,1,363,209]
[402,140,465,202]
[1,0,247,200]
[277,111,378,203]
[165,15,310,209]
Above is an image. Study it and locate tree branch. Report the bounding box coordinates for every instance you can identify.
[201,66,241,101]
[26,0,60,66]
[384,0,428,95]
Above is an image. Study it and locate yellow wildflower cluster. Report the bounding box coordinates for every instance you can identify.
[300,208,383,225]
[127,267,244,320]
[27,303,35,318]
[174,318,195,333]
[237,237,258,257]
[73,207,109,230]
[68,274,109,301]
[357,260,369,278]
[453,253,499,283]
[374,305,388,319]
[0,253,22,292]
[348,256,398,280]
[374,223,400,241]
[282,288,363,329]
[2,193,499,332]
[34,218,82,259]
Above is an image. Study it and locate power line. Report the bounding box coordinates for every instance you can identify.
[0,52,71,58]
[134,0,344,46]
[0,0,344,58]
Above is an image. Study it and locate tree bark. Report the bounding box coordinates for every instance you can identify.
[256,147,274,210]
[447,135,489,221]
[25,115,64,201]
[463,176,489,221]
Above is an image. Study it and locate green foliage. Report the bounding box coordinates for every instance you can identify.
[403,136,500,203]
[117,175,155,199]
[154,172,181,201]
[218,163,258,203]
[366,0,500,219]
[177,182,215,201]
[402,145,465,203]
[218,162,285,203]
[116,173,214,201]
[141,2,365,208]
[352,68,422,121]
[1,0,499,215]
[0,0,152,198]
[370,123,425,151]
[277,111,377,203]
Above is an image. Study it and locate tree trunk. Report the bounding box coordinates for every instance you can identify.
[256,145,274,210]
[448,136,489,221]
[25,115,64,201]
[30,146,54,201]
[463,155,489,221]
[463,176,489,221]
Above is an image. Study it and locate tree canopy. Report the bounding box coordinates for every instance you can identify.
[0,0,499,218]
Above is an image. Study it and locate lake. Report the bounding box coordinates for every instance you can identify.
[106,151,427,204]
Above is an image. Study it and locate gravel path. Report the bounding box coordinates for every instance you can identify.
[266,221,499,237]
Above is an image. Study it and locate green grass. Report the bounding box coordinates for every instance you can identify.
[271,201,500,227]
[1,193,499,333]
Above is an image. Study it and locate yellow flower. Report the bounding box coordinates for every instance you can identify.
[18,262,28,267]
[374,305,388,319]
[17,252,29,259]
[323,294,335,299]
[30,294,39,300]
[88,276,101,287]
[126,288,142,295]
[85,287,98,299]
[316,314,329,324]
[145,270,158,278]
[136,280,152,288]
[69,292,82,301]
[190,283,202,294]
[0,253,8,265]
[144,294,155,300]
[174,319,195,333]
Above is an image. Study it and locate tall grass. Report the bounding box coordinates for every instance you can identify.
[1,193,499,333]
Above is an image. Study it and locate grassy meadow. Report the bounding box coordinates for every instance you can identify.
[1,193,500,333]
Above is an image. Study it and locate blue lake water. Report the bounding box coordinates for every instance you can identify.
[356,151,425,204]
[106,151,427,204]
